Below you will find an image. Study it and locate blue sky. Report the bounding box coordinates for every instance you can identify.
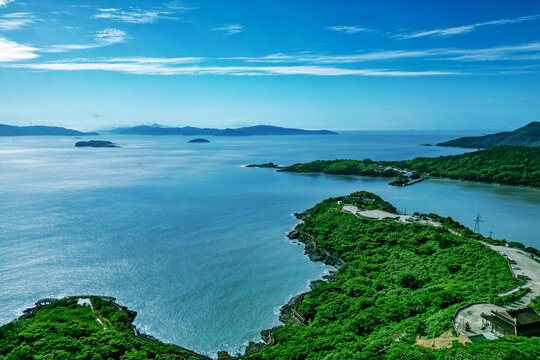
[1,0,539,131]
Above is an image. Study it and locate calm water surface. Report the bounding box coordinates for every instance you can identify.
[1,131,538,356]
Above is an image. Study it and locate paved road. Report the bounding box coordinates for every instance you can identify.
[488,244,540,307]
[453,244,540,336]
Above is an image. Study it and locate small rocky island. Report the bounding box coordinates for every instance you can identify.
[75,140,118,148]
[188,138,210,143]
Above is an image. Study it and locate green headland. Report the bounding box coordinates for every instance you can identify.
[276,146,540,188]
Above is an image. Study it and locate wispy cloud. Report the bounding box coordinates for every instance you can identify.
[328,25,371,34]
[0,12,34,31]
[228,50,440,64]
[95,28,127,44]
[99,57,204,64]
[166,1,196,11]
[43,28,126,53]
[0,0,15,8]
[93,8,175,24]
[227,42,540,64]
[213,24,243,35]
[6,61,455,76]
[400,13,540,39]
[0,36,39,61]
[447,42,540,61]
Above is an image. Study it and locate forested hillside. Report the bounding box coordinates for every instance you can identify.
[437,122,540,148]
[282,146,540,188]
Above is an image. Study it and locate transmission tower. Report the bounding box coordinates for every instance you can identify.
[473,213,483,233]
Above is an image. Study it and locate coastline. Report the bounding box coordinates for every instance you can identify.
[4,194,539,359]
[4,213,342,360]
[233,211,345,358]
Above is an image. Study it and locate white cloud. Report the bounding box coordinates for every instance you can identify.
[95,28,126,44]
[0,0,15,8]
[44,28,126,53]
[213,24,243,35]
[6,60,455,76]
[93,8,174,24]
[0,12,34,31]
[328,25,370,34]
[400,13,540,39]
[100,57,204,64]
[0,36,39,61]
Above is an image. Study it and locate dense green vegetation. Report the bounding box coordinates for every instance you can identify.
[282,159,400,177]
[384,146,540,187]
[437,121,540,148]
[0,296,200,360]
[246,192,539,359]
[283,146,540,188]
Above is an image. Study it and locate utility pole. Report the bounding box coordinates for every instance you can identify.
[473,213,483,233]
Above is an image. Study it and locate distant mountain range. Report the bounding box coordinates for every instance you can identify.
[110,125,337,136]
[0,124,97,136]
[438,121,540,148]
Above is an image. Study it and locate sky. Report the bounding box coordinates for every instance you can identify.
[1,0,539,131]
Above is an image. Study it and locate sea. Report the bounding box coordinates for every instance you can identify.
[1,131,539,356]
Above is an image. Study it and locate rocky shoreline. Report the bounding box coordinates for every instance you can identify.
[218,211,344,359]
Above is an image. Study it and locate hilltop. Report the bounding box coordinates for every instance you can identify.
[110,124,337,136]
[0,124,97,136]
[438,122,540,148]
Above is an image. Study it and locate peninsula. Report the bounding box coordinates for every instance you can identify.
[437,122,540,148]
[110,125,337,136]
[1,192,538,359]
[256,146,540,188]
[0,124,98,136]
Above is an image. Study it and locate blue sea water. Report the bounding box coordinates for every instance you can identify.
[0,131,539,356]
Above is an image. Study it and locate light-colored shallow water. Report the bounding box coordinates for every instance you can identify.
[0,132,538,356]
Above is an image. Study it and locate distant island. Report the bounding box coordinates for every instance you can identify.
[2,192,538,359]
[252,146,540,188]
[0,124,97,136]
[75,140,118,148]
[438,121,540,148]
[110,124,337,136]
[188,138,210,143]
